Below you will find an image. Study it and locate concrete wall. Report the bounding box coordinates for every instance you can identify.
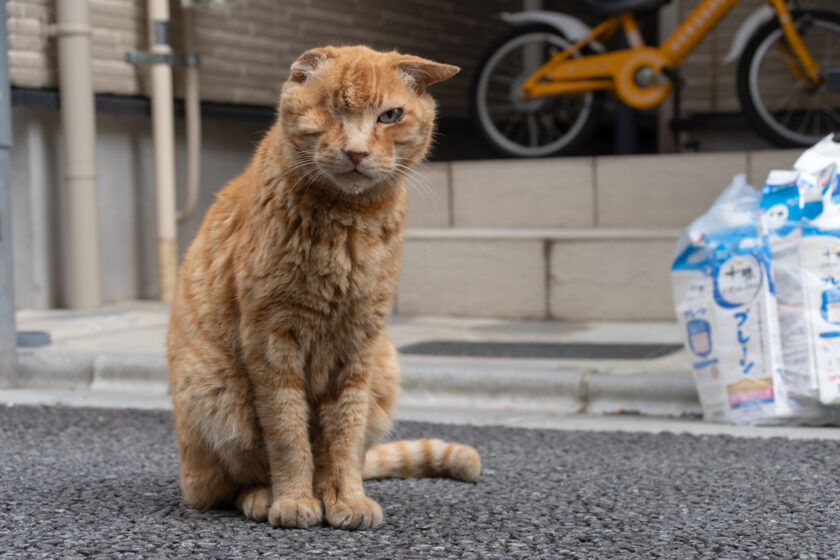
[10,105,261,308]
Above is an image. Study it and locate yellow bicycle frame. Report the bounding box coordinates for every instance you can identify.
[520,0,823,110]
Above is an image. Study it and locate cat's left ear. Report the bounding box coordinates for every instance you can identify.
[396,55,460,91]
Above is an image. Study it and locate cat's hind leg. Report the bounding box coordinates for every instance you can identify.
[236,486,272,521]
[177,438,238,511]
[169,343,269,513]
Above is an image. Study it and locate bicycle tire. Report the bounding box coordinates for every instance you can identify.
[737,10,840,148]
[470,24,603,158]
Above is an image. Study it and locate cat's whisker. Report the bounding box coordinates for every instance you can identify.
[289,164,322,192]
[389,168,441,206]
[283,151,318,176]
[391,162,441,205]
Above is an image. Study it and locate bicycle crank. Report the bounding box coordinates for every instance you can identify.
[615,49,673,109]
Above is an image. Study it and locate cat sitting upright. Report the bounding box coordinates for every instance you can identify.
[166,46,480,531]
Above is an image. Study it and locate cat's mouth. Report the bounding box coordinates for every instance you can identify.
[341,169,370,179]
[328,167,379,194]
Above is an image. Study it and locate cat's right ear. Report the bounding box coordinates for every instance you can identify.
[290,49,327,83]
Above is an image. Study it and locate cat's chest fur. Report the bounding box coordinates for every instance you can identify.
[238,185,405,336]
[287,217,398,305]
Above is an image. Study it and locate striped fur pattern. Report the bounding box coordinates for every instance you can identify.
[167,46,476,531]
[363,439,481,482]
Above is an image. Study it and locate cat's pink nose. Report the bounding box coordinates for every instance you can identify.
[344,150,369,167]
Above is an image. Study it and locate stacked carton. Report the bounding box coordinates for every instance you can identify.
[672,135,840,424]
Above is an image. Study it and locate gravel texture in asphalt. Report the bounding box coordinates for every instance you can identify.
[2,405,840,559]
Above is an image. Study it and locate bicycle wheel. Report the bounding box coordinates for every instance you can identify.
[738,10,840,147]
[471,24,602,157]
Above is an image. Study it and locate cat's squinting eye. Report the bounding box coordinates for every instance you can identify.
[378,108,403,124]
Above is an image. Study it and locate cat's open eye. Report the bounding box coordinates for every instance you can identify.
[378,108,403,124]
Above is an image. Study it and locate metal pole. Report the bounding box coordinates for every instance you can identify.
[0,0,18,387]
[178,4,202,225]
[658,0,680,152]
[55,0,102,308]
[148,0,178,302]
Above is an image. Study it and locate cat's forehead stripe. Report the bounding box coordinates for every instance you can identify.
[329,60,394,112]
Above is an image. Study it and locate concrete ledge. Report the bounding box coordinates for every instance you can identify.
[91,352,169,391]
[586,370,700,417]
[400,358,585,412]
[12,347,698,418]
[17,348,169,390]
[405,227,682,240]
[18,349,94,388]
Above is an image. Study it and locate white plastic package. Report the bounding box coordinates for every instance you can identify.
[800,172,840,404]
[673,158,840,423]
[672,133,840,424]
[671,175,787,424]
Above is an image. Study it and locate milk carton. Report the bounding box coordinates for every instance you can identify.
[672,175,786,423]
[758,171,817,408]
[800,166,840,404]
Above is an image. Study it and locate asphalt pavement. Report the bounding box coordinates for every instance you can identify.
[2,405,840,559]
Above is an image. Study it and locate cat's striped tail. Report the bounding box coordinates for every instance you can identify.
[362,438,481,482]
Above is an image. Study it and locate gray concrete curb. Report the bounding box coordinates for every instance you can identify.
[15,348,700,417]
[586,369,702,416]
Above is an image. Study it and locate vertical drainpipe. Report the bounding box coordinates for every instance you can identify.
[179,4,201,225]
[55,0,102,308]
[148,0,178,302]
[0,0,18,387]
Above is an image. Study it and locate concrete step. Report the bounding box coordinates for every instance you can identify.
[398,227,680,321]
[408,150,801,230]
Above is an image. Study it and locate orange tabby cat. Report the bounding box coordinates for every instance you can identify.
[167,45,480,530]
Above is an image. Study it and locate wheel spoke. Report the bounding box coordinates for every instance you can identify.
[544,115,560,138]
[500,112,526,139]
[487,104,517,115]
[527,114,539,147]
[798,107,814,134]
[512,121,529,144]
[778,89,803,129]
[819,98,840,125]
[489,74,515,85]
[769,82,802,113]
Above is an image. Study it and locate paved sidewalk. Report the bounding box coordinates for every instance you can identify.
[9,301,699,416]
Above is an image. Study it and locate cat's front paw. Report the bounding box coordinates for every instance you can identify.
[268,496,324,528]
[325,495,383,530]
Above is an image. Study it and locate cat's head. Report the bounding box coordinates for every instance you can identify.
[278,46,459,195]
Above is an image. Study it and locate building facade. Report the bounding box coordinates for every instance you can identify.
[3,0,836,310]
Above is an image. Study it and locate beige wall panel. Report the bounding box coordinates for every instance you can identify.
[596,152,748,228]
[397,239,546,318]
[550,239,677,321]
